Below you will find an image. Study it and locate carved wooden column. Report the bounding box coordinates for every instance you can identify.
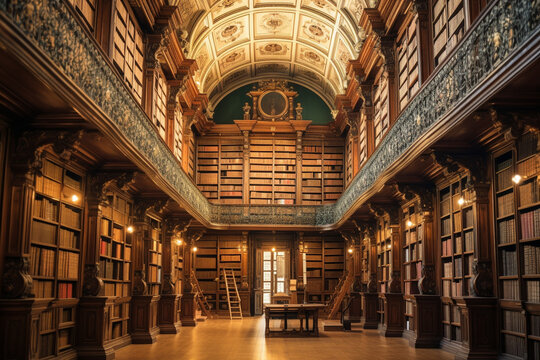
[349,117,359,179]
[239,231,250,315]
[166,80,184,153]
[294,232,305,304]
[431,152,498,359]
[395,183,441,348]
[378,35,398,126]
[130,199,165,344]
[158,218,189,334]
[343,231,362,323]
[0,131,81,360]
[380,205,404,337]
[295,130,303,203]
[181,229,204,326]
[360,223,379,329]
[242,130,250,204]
[412,0,433,84]
[78,172,134,359]
[358,83,374,159]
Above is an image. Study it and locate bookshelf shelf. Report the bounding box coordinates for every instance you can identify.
[29,156,84,357]
[494,131,540,358]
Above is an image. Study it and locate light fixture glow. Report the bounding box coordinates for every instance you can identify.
[192,246,198,252]
[406,220,413,228]
[512,174,522,184]
[457,197,465,206]
[175,238,182,246]
[348,248,354,254]
[271,247,276,252]
[71,194,79,202]
[127,226,134,233]
[387,244,392,250]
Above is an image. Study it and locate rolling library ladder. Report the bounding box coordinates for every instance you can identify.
[223,268,243,319]
[190,270,213,319]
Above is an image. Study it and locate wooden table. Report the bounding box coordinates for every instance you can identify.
[264,304,325,337]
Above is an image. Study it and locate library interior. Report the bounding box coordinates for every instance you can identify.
[0,0,539,359]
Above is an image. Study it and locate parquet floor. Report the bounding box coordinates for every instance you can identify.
[115,317,455,360]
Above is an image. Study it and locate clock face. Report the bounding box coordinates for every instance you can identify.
[259,91,288,119]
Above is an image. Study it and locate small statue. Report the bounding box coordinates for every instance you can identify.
[295,103,303,120]
[242,102,251,120]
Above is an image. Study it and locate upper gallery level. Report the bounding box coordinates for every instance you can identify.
[0,0,538,228]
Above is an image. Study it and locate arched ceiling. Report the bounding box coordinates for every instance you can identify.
[176,0,370,110]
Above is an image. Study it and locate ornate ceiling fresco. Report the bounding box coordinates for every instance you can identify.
[176,0,371,111]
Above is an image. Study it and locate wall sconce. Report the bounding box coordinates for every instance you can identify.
[175,238,183,246]
[347,248,354,254]
[457,197,465,206]
[127,225,134,234]
[271,247,276,252]
[512,174,522,184]
[192,246,198,252]
[406,220,413,228]
[71,194,79,203]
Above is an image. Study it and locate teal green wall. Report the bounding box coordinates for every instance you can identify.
[212,83,332,125]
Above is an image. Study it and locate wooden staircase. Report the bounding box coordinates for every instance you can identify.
[223,268,243,320]
[190,270,213,319]
[326,271,355,320]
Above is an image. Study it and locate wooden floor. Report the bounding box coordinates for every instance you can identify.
[115,317,455,360]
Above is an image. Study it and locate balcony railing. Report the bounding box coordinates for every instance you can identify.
[1,0,538,226]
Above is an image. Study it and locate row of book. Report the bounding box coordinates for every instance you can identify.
[61,205,81,229]
[496,166,513,191]
[99,259,130,280]
[149,252,162,266]
[40,310,55,331]
[58,251,79,279]
[34,196,58,222]
[523,244,540,274]
[32,221,57,245]
[497,192,515,217]
[502,334,526,358]
[30,247,55,277]
[147,265,162,283]
[520,208,540,239]
[404,262,422,280]
[58,282,74,298]
[519,180,538,207]
[527,280,540,303]
[502,310,525,333]
[100,239,123,258]
[103,282,130,297]
[502,279,520,300]
[498,218,516,244]
[35,176,62,198]
[43,159,64,181]
[34,279,54,298]
[500,249,518,276]
[59,229,79,249]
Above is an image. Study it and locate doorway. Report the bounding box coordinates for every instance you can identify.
[262,250,289,305]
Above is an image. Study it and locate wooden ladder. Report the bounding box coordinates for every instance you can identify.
[327,271,355,320]
[223,268,243,320]
[190,270,213,319]
[324,271,348,313]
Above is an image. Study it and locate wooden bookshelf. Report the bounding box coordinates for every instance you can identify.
[146,218,163,296]
[249,138,297,205]
[323,238,345,295]
[68,0,96,31]
[323,139,344,203]
[196,141,219,202]
[305,235,323,302]
[195,235,218,310]
[402,203,423,332]
[98,190,132,341]
[30,156,84,357]
[302,140,323,205]
[345,135,354,187]
[219,141,244,204]
[432,0,467,67]
[376,217,392,325]
[439,174,475,343]
[494,131,540,359]
[373,74,389,147]
[397,16,419,112]
[193,233,246,313]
